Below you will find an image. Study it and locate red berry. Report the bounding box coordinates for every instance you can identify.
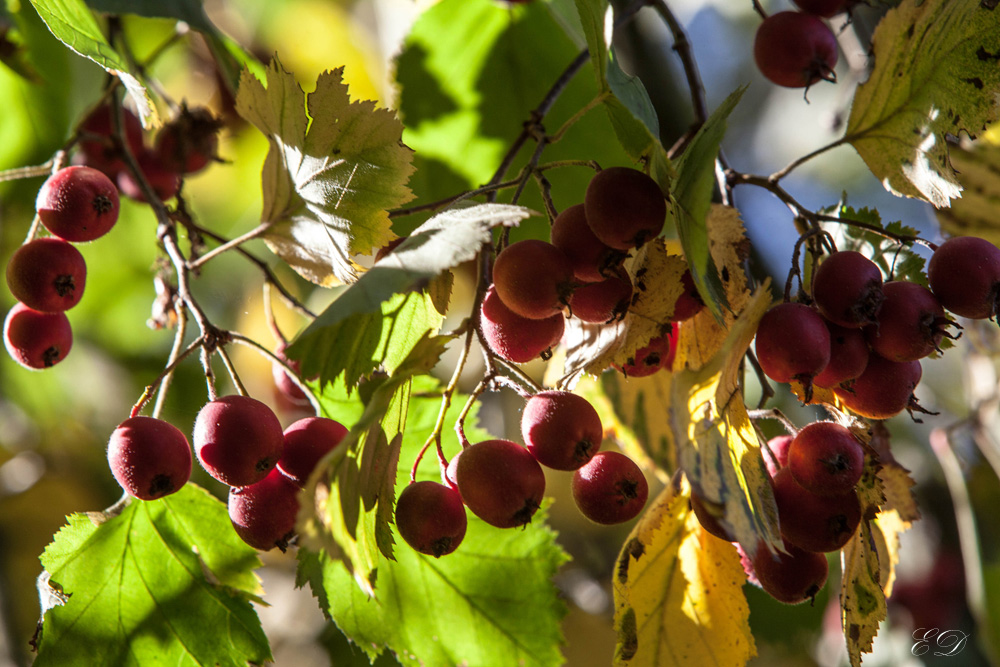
[787,421,864,496]
[754,12,838,88]
[690,493,733,541]
[395,481,467,557]
[550,203,624,283]
[615,326,678,378]
[36,166,120,242]
[479,285,564,363]
[568,270,633,323]
[154,106,222,175]
[76,104,145,178]
[572,451,648,524]
[834,356,923,420]
[865,281,953,362]
[744,538,829,604]
[455,439,545,529]
[271,343,310,407]
[5,238,87,312]
[754,302,830,396]
[672,269,705,321]
[116,150,181,202]
[813,321,869,388]
[107,416,192,500]
[277,417,348,486]
[3,303,72,369]
[492,240,575,319]
[521,390,602,471]
[928,236,1000,319]
[228,468,300,551]
[584,167,666,251]
[192,395,284,487]
[773,467,861,552]
[812,251,884,328]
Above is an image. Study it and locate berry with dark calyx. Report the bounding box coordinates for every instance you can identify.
[193,395,284,487]
[754,12,838,89]
[479,284,564,363]
[928,235,1000,319]
[395,481,467,557]
[493,240,575,319]
[154,105,223,175]
[116,150,181,202]
[107,416,192,501]
[550,203,625,283]
[744,538,829,605]
[76,104,145,178]
[787,421,864,496]
[3,303,72,369]
[615,326,678,378]
[572,451,648,524]
[6,238,87,312]
[455,439,545,528]
[754,302,830,400]
[228,468,300,551]
[690,493,733,541]
[865,281,955,362]
[277,417,348,486]
[568,269,633,323]
[773,467,861,552]
[763,434,794,476]
[813,321,869,388]
[792,0,855,17]
[521,390,602,471]
[812,251,884,328]
[584,167,666,251]
[672,269,705,321]
[36,166,120,242]
[834,356,926,420]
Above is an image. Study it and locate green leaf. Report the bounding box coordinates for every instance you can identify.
[672,87,745,320]
[835,204,928,285]
[297,377,568,667]
[84,0,215,33]
[236,59,415,285]
[34,485,270,666]
[844,0,1000,207]
[27,0,156,126]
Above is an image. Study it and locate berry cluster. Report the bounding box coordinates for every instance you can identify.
[395,389,649,558]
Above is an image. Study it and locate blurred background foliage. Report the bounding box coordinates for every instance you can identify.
[0,0,997,665]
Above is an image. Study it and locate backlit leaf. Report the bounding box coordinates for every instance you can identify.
[937,139,1000,244]
[845,0,1000,207]
[236,59,415,285]
[840,521,887,667]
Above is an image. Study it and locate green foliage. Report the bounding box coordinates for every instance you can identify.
[35,485,270,666]
[836,204,928,285]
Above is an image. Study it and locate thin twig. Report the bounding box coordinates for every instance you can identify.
[151,302,189,419]
[186,222,271,270]
[649,0,708,124]
[130,333,206,418]
[769,137,849,182]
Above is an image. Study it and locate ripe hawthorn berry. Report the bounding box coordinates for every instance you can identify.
[865,281,953,362]
[572,451,648,525]
[568,270,633,323]
[834,355,925,420]
[550,203,625,283]
[754,302,830,399]
[76,104,145,178]
[521,390,602,471]
[928,235,1000,320]
[763,434,794,476]
[395,481,467,557]
[116,150,181,202]
[36,166,120,243]
[455,439,545,529]
[192,395,284,487]
[492,240,576,320]
[479,284,564,363]
[278,417,349,486]
[584,167,666,251]
[753,12,838,88]
[228,467,301,551]
[773,467,861,553]
[615,326,678,378]
[787,421,864,496]
[271,342,310,407]
[107,416,192,500]
[740,538,829,605]
[813,321,869,388]
[672,269,705,321]
[3,303,72,370]
[6,238,87,312]
[812,250,884,328]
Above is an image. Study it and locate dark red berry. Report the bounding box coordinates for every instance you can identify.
[834,356,924,420]
[813,321,869,388]
[228,468,300,551]
[928,236,1000,319]
[36,166,120,242]
[615,326,678,378]
[865,281,953,362]
[116,150,181,202]
[271,343,310,407]
[568,270,633,323]
[6,238,87,312]
[108,416,192,500]
[3,303,72,369]
[773,467,861,553]
[754,302,830,398]
[672,269,705,321]
[787,421,864,496]
[455,439,545,529]
[521,390,602,471]
[572,451,648,524]
[584,167,666,251]
[192,395,284,487]
[754,12,838,88]
[812,251,884,328]
[154,106,223,175]
[395,481,467,557]
[744,538,829,604]
[76,104,145,178]
[550,203,625,283]
[493,240,575,319]
[479,285,564,363]
[277,417,348,486]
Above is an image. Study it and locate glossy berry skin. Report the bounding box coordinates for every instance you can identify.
[787,422,864,496]
[812,251,884,328]
[569,270,633,323]
[36,166,120,242]
[754,303,830,392]
[479,285,564,363]
[278,417,348,486]
[813,321,869,388]
[107,416,192,500]
[76,104,145,178]
[6,238,87,312]
[792,0,854,17]
[773,467,861,553]
[754,12,838,88]
[834,356,922,420]
[865,281,951,362]
[928,236,1000,319]
[764,434,794,476]
[228,468,300,551]
[550,203,624,283]
[116,150,181,202]
[521,390,602,471]
[192,395,284,487]
[3,303,72,369]
[271,343,310,407]
[585,167,666,251]
[742,538,829,605]
[455,439,546,529]
[616,326,678,377]
[493,240,575,319]
[395,481,467,557]
[572,451,648,525]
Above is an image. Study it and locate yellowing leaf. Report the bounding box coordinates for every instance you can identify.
[845,0,1000,207]
[613,484,755,667]
[937,140,1000,243]
[841,521,888,667]
[873,509,910,598]
[236,59,415,285]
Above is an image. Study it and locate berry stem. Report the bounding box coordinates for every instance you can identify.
[151,303,189,420]
[130,332,207,419]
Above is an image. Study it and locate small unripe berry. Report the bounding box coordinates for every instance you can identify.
[193,395,284,487]
[456,439,546,529]
[584,167,666,251]
[521,390,602,471]
[754,12,838,88]
[572,451,648,524]
[395,481,467,557]
[108,416,192,500]
[479,285,564,363]
[493,240,575,319]
[228,468,300,551]
[3,303,73,369]
[277,417,348,486]
[36,166,120,242]
[6,238,87,312]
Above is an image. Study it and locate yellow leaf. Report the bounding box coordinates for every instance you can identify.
[613,484,755,667]
[937,140,1000,243]
[873,509,910,598]
[841,520,888,667]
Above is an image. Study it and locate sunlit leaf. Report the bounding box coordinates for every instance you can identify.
[612,483,755,666]
[236,59,415,285]
[937,139,1000,244]
[34,485,269,666]
[844,0,1000,207]
[840,521,887,667]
